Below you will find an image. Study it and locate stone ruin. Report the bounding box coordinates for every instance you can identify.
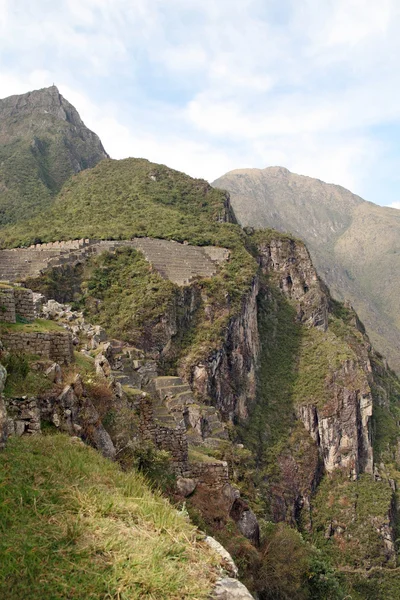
[0,285,73,364]
[0,237,229,287]
[0,286,35,323]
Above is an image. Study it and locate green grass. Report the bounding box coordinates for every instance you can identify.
[81,247,178,350]
[0,318,65,334]
[0,158,234,247]
[311,472,394,569]
[188,448,221,464]
[2,352,52,397]
[240,286,301,462]
[0,435,218,599]
[293,327,359,408]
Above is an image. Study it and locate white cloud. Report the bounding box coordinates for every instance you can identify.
[387,202,400,210]
[1,0,400,203]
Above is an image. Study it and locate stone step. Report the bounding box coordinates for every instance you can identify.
[156,384,192,398]
[154,376,185,389]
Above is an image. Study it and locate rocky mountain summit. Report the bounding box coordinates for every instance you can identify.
[0,85,108,226]
[213,166,400,374]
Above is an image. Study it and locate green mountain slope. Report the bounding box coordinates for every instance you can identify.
[213,166,400,373]
[0,157,235,246]
[0,85,108,226]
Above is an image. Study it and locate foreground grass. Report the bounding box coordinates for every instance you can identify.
[0,435,218,599]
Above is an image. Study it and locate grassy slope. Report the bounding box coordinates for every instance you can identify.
[0,435,218,600]
[0,158,233,247]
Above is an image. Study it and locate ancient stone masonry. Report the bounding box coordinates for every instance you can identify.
[0,286,34,323]
[6,397,41,437]
[0,237,229,287]
[0,396,6,449]
[0,288,15,322]
[13,287,35,321]
[185,461,229,488]
[1,331,73,364]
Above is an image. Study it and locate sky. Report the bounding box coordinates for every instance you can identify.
[1,0,400,208]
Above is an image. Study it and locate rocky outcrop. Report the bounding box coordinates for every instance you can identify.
[39,375,116,460]
[258,237,329,330]
[230,498,260,546]
[298,361,373,478]
[212,578,255,599]
[189,278,260,421]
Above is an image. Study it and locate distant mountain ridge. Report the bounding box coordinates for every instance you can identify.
[0,85,108,226]
[213,166,400,373]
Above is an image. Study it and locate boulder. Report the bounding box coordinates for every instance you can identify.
[45,362,62,384]
[212,577,255,599]
[230,498,260,546]
[95,353,111,378]
[176,476,196,497]
[204,536,238,578]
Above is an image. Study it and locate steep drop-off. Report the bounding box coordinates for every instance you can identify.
[213,166,400,374]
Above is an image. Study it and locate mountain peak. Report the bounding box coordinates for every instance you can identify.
[0,85,108,226]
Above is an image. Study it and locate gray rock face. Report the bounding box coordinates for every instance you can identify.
[204,536,238,578]
[258,237,329,331]
[0,395,7,449]
[230,498,260,546]
[212,577,255,599]
[176,476,196,497]
[0,363,7,394]
[189,278,260,421]
[298,363,374,477]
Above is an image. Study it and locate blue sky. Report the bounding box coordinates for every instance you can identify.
[1,0,400,208]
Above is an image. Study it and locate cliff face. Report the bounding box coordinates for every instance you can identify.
[187,278,260,421]
[256,236,374,478]
[0,85,108,226]
[213,166,400,376]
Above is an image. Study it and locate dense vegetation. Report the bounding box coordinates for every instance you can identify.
[0,435,218,599]
[0,158,235,247]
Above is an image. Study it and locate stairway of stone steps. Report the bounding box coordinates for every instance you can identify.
[152,375,228,445]
[105,340,228,446]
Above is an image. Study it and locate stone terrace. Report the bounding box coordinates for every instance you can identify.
[0,238,229,287]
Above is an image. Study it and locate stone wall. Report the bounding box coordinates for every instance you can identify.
[6,397,41,436]
[29,238,91,250]
[14,288,35,321]
[0,286,34,323]
[155,425,189,467]
[1,331,73,364]
[0,288,16,322]
[186,461,229,487]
